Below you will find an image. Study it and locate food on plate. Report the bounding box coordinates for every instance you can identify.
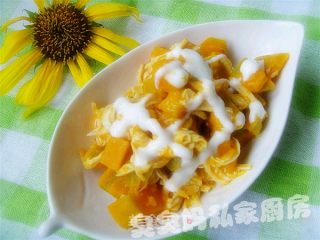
[80,37,289,228]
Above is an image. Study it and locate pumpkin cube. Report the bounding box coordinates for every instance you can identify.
[142,78,157,94]
[100,137,132,171]
[210,60,232,79]
[157,90,186,119]
[242,69,269,93]
[132,184,166,215]
[158,77,180,92]
[200,37,228,57]
[260,78,275,92]
[108,195,141,229]
[142,59,169,94]
[151,47,169,58]
[257,53,289,79]
[99,169,130,198]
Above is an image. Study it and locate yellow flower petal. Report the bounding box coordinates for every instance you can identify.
[16,60,49,105]
[76,0,89,8]
[92,35,126,56]
[76,54,92,86]
[16,60,64,117]
[30,63,64,109]
[84,43,115,65]
[92,27,139,48]
[85,3,141,21]
[0,49,42,96]
[67,59,82,86]
[92,27,139,49]
[0,29,33,64]
[67,54,92,87]
[34,0,45,10]
[1,16,31,32]
[53,0,69,5]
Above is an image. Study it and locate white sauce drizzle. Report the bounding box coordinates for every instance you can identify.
[229,77,266,124]
[164,48,235,191]
[206,54,226,64]
[235,111,245,128]
[106,47,267,192]
[229,77,241,89]
[154,61,182,88]
[107,95,193,167]
[165,68,189,88]
[240,59,264,81]
[249,101,266,123]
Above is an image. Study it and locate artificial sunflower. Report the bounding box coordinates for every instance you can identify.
[0,0,140,116]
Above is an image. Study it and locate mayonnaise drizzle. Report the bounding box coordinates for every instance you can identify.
[235,111,245,128]
[206,54,226,64]
[106,47,266,192]
[249,100,266,123]
[164,48,234,191]
[108,95,193,167]
[240,59,264,81]
[165,68,189,88]
[229,77,266,124]
[154,61,182,88]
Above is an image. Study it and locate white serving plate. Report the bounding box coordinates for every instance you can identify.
[38,20,304,239]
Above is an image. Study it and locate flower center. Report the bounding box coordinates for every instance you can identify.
[33,4,92,62]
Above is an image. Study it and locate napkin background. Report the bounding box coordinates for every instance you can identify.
[0,0,319,239]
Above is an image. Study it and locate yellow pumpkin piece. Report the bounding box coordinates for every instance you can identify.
[95,163,107,171]
[242,69,269,93]
[208,112,223,132]
[99,169,130,198]
[132,184,167,215]
[260,78,275,92]
[108,195,141,229]
[158,77,180,92]
[207,53,233,79]
[211,60,230,79]
[157,90,186,119]
[151,47,169,58]
[200,37,227,57]
[143,58,170,94]
[142,78,157,94]
[100,137,132,171]
[257,53,289,80]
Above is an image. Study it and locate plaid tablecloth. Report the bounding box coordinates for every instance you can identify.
[0,0,319,239]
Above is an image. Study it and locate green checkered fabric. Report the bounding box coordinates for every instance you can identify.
[0,0,319,239]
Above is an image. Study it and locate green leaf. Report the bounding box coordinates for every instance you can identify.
[34,57,45,72]
[24,24,34,29]
[24,10,38,21]
[91,21,103,28]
